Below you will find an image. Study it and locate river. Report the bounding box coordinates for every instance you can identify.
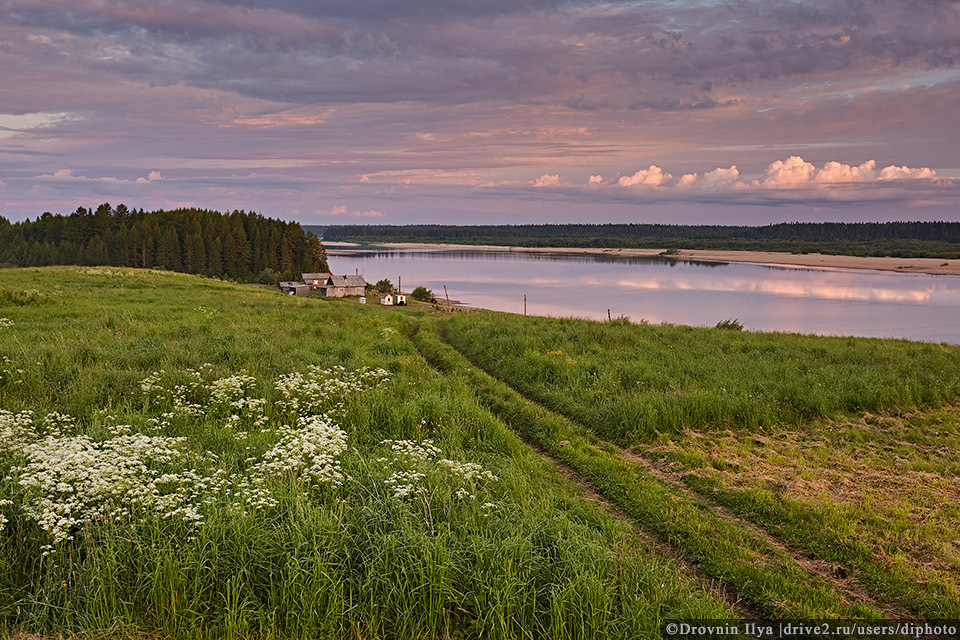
[326,247,960,344]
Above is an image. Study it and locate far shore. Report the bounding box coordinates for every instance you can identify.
[324,241,960,276]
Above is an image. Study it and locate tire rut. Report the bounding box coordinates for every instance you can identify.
[428,325,910,618]
[621,446,907,617]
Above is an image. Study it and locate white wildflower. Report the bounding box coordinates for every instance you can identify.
[384,469,425,499]
[380,439,441,461]
[439,459,498,481]
[251,415,348,487]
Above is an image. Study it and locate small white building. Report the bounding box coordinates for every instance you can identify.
[380,293,407,306]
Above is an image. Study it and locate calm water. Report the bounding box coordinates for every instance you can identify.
[327,247,960,344]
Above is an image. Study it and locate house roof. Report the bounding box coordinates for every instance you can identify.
[301,272,330,281]
[329,274,367,287]
[279,281,306,288]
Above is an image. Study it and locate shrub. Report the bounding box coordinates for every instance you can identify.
[411,286,434,302]
[715,318,744,331]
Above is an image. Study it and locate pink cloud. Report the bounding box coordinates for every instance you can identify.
[761,156,816,188]
[324,205,384,217]
[533,174,562,187]
[136,170,164,184]
[878,165,936,180]
[617,165,672,187]
[588,174,604,185]
[703,165,739,187]
[815,160,876,183]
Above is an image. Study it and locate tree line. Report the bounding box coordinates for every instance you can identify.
[0,204,328,282]
[324,222,960,259]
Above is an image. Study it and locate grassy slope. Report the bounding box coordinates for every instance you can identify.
[441,313,960,443]
[0,267,731,639]
[439,311,960,617]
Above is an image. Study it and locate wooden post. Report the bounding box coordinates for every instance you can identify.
[608,309,611,321]
[443,285,449,302]
[524,294,527,315]
[398,276,401,293]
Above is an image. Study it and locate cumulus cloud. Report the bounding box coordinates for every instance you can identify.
[815,160,876,183]
[136,170,164,183]
[618,165,672,187]
[533,173,562,187]
[588,174,604,185]
[677,173,698,186]
[878,165,937,181]
[761,156,816,188]
[703,165,740,187]
[759,156,936,188]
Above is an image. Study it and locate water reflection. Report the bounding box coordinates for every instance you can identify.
[327,248,960,343]
[330,248,727,268]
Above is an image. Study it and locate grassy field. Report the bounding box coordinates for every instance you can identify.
[436,312,960,618]
[0,267,735,639]
[1,266,958,637]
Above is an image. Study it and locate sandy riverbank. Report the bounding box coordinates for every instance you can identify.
[330,242,960,276]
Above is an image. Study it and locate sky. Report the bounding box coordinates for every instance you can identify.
[1,0,959,225]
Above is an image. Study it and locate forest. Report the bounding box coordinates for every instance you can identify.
[323,222,960,258]
[0,204,327,282]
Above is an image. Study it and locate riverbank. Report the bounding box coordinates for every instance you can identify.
[325,242,960,276]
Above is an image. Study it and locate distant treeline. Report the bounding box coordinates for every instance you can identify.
[0,204,328,281]
[325,222,960,258]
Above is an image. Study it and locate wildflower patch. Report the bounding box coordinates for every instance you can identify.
[0,365,393,553]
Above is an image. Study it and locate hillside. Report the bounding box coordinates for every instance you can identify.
[0,267,958,637]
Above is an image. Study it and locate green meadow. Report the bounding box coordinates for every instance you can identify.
[1,266,958,638]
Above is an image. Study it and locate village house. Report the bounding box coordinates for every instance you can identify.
[301,273,331,289]
[320,274,367,297]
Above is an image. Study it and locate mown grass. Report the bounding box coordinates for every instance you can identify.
[441,313,960,443]
[647,408,960,617]
[438,311,960,617]
[414,321,879,619]
[0,267,732,639]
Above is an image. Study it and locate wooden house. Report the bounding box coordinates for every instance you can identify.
[301,273,331,290]
[320,274,367,297]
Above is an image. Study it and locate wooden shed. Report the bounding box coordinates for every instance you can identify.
[279,282,310,296]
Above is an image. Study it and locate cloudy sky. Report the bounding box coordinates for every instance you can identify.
[1,0,959,224]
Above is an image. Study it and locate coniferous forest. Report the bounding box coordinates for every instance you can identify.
[0,204,328,282]
[322,222,960,258]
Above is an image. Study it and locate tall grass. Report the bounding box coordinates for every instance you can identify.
[413,322,879,619]
[441,313,960,444]
[0,267,731,638]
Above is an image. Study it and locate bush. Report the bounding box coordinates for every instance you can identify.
[715,318,744,331]
[411,286,434,302]
[374,278,393,294]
